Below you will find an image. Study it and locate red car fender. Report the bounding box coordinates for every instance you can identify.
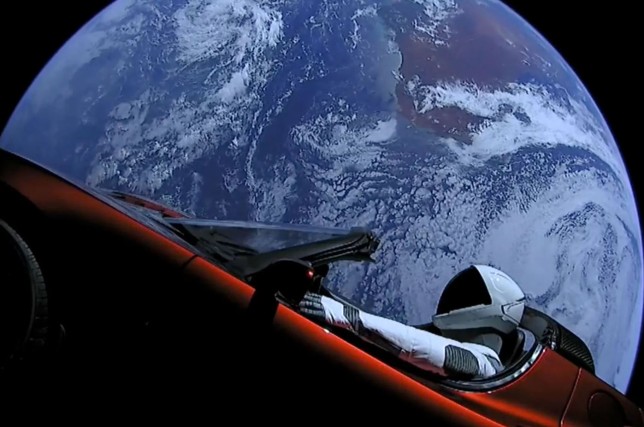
[561,367,643,427]
[448,348,579,426]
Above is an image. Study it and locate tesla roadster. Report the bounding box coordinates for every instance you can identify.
[1,148,642,425]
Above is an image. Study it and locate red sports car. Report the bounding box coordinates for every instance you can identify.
[1,148,642,425]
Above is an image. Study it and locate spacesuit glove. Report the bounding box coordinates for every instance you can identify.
[298,292,356,331]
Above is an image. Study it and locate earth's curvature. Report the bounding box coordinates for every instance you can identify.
[1,0,642,392]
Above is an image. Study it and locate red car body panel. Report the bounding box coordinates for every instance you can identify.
[0,149,641,425]
[435,349,580,427]
[560,368,643,427]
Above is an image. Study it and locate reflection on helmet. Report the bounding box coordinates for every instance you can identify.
[432,265,525,335]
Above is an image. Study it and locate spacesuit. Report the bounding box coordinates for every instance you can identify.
[298,264,526,380]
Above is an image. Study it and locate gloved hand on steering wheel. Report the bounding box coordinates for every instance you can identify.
[298,292,362,333]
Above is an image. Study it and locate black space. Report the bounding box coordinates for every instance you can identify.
[0,0,641,409]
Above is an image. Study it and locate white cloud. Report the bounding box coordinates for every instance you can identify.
[216,66,251,103]
[411,0,461,44]
[408,80,626,183]
[173,0,283,65]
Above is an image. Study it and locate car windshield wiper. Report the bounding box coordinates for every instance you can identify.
[97,188,188,218]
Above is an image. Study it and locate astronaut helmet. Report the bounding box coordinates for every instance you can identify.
[432,265,525,335]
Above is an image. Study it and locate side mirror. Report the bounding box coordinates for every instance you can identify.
[246,258,315,303]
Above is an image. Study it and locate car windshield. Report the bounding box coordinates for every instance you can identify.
[166,218,359,254]
[85,187,380,287]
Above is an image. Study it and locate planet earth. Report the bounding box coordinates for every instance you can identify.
[1,0,642,392]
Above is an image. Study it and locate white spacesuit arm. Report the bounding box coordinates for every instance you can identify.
[298,293,502,379]
[357,310,502,378]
